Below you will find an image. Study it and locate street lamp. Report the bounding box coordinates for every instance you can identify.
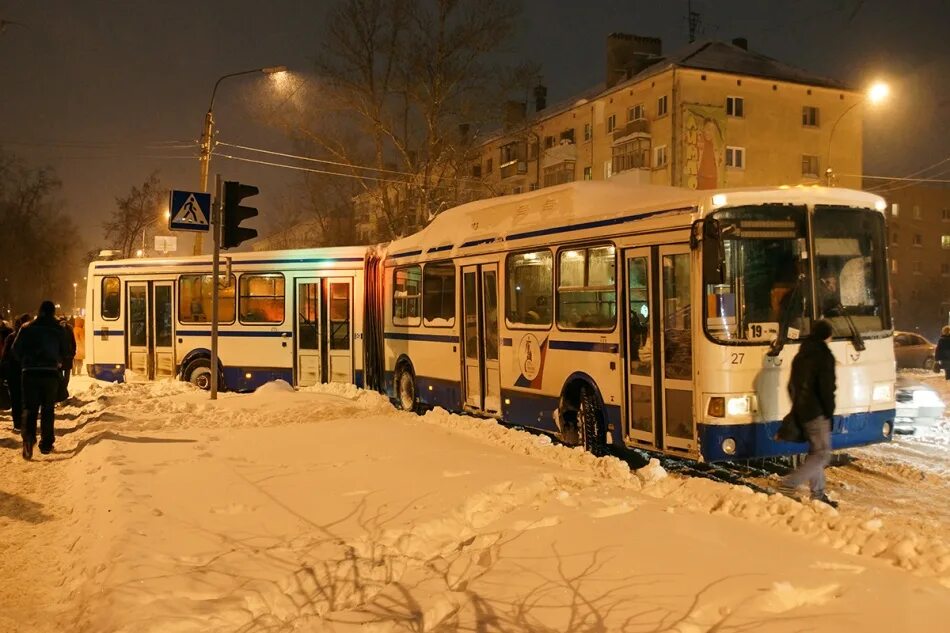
[194,65,288,255]
[826,80,890,186]
[72,282,78,315]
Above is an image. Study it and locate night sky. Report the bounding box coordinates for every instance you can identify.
[1,0,947,252]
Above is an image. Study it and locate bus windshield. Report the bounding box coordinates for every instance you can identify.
[813,205,889,337]
[703,204,810,343]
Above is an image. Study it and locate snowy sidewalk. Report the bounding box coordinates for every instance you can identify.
[0,379,948,632]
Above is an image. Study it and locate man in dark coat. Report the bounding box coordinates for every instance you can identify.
[779,319,838,507]
[1,314,31,432]
[58,316,77,402]
[936,325,950,381]
[13,301,68,459]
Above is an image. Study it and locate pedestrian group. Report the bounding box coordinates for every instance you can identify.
[0,301,84,460]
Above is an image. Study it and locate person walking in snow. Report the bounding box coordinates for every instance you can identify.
[58,316,77,402]
[13,301,68,459]
[1,314,31,432]
[778,319,838,508]
[936,325,950,381]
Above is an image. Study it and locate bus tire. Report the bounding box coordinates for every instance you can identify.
[395,365,417,413]
[184,359,213,391]
[578,385,607,457]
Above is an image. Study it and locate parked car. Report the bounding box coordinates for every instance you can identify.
[894,374,946,433]
[894,331,936,369]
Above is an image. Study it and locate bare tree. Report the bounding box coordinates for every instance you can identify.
[0,150,82,315]
[267,0,526,243]
[103,171,167,258]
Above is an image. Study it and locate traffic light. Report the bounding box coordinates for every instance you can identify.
[221,181,259,249]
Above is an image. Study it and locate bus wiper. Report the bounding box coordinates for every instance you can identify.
[834,304,866,352]
[767,272,805,357]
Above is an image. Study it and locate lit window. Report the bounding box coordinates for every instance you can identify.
[942,235,950,249]
[557,245,616,330]
[506,250,553,327]
[891,259,898,274]
[101,276,121,320]
[239,274,284,324]
[891,203,900,217]
[393,266,422,326]
[179,274,235,323]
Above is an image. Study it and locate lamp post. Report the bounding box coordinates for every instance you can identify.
[825,81,890,186]
[194,65,287,255]
[72,282,78,315]
[140,210,172,257]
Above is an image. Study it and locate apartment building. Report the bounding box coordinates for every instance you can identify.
[474,34,864,195]
[878,183,950,339]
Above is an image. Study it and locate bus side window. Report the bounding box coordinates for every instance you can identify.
[239,274,285,324]
[506,249,553,327]
[557,245,616,330]
[101,276,121,320]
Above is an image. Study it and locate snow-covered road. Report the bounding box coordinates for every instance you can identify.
[0,377,947,632]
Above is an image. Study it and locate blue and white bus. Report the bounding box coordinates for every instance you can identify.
[369,178,896,461]
[86,177,896,462]
[85,247,367,392]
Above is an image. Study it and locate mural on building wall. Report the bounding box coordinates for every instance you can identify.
[682,104,726,190]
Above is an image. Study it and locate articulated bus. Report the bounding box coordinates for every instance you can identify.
[368,177,895,462]
[85,247,367,392]
[86,177,896,462]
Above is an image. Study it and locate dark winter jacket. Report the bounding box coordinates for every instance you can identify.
[0,333,19,381]
[936,335,950,365]
[12,315,69,373]
[788,336,837,424]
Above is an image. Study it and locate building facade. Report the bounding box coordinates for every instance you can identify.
[877,183,950,339]
[473,36,864,196]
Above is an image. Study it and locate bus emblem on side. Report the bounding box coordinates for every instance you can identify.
[519,334,543,382]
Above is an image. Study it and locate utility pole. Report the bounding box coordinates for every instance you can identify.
[210,174,222,400]
[688,0,701,43]
[195,110,214,255]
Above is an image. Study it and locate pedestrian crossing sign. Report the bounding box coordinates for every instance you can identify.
[169,190,211,231]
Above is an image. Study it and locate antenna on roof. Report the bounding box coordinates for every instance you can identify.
[687,0,701,43]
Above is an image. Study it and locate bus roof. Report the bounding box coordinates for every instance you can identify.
[387,173,885,257]
[89,244,369,273]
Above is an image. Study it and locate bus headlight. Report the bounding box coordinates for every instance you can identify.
[872,383,892,402]
[726,396,751,416]
[882,421,892,437]
[722,438,737,455]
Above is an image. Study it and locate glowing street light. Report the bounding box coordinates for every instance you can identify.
[826,80,891,186]
[194,65,288,255]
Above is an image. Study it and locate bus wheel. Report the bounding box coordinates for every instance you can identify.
[578,386,607,457]
[396,366,417,412]
[185,359,212,391]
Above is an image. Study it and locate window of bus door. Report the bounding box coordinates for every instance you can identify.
[627,256,652,376]
[329,282,350,350]
[662,253,691,381]
[506,249,553,328]
[239,274,285,324]
[703,204,809,343]
[557,244,616,330]
[813,205,889,338]
[178,274,236,324]
[101,276,121,320]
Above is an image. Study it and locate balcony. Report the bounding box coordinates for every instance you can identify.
[612,118,650,143]
[542,141,577,169]
[500,159,528,180]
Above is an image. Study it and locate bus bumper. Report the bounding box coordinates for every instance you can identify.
[697,409,896,462]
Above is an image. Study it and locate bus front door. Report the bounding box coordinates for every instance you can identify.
[461,264,501,415]
[126,282,149,380]
[326,279,353,383]
[295,278,353,387]
[659,245,695,453]
[623,248,656,448]
[624,245,695,454]
[295,280,321,387]
[151,282,175,379]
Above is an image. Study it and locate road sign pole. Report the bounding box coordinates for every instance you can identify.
[210,174,222,400]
